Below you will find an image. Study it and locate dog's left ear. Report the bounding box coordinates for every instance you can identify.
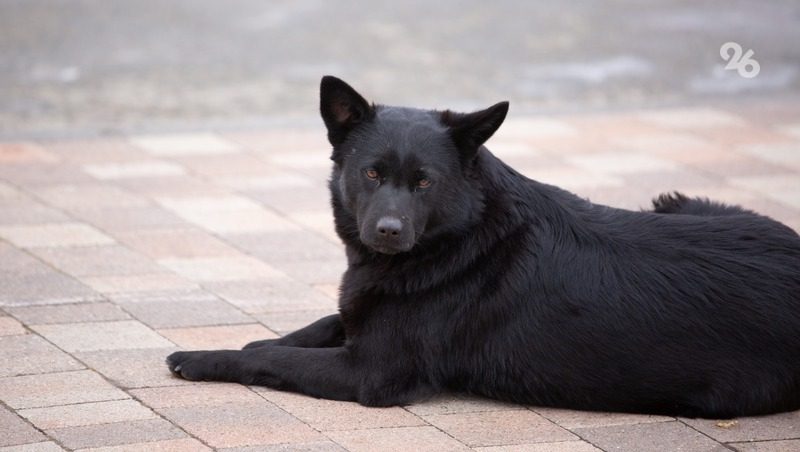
[441,101,509,160]
[320,76,374,147]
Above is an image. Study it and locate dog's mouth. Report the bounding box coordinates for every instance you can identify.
[367,242,413,255]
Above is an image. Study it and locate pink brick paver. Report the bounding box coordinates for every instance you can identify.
[1,104,800,450]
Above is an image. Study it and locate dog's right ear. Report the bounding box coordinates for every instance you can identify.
[320,76,374,147]
[440,101,509,162]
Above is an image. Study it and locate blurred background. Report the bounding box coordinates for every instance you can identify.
[2,0,799,139]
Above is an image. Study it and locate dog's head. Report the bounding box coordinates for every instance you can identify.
[320,76,508,255]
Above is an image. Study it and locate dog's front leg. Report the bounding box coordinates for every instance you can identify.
[167,346,358,401]
[242,314,344,349]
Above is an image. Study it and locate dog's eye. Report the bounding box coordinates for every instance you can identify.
[417,178,431,188]
[365,169,379,180]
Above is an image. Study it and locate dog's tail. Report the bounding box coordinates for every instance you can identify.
[651,191,756,217]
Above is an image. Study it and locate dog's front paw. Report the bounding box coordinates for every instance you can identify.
[166,350,236,382]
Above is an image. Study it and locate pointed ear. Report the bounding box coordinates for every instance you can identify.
[320,76,374,146]
[440,101,509,159]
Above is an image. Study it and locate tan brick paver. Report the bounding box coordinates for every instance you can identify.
[326,426,471,452]
[18,399,157,430]
[730,439,800,452]
[0,335,83,377]
[1,105,799,450]
[158,402,323,448]
[7,302,131,325]
[533,407,672,429]
[0,405,48,448]
[74,347,189,389]
[0,442,65,451]
[573,421,725,452]
[260,391,426,431]
[0,316,26,336]
[423,410,577,447]
[80,438,212,452]
[0,370,128,409]
[157,324,277,349]
[682,411,800,442]
[32,320,174,352]
[404,394,521,416]
[473,441,602,452]
[0,223,115,248]
[48,419,187,450]
[117,297,253,329]
[130,383,266,409]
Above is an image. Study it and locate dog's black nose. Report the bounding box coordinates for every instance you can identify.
[376,216,403,237]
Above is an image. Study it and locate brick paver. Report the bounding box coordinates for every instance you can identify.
[423,410,577,447]
[1,105,799,450]
[474,441,602,452]
[573,421,724,452]
[0,405,48,448]
[18,399,157,430]
[260,391,426,431]
[0,370,128,409]
[48,418,187,450]
[74,348,189,390]
[326,426,471,452]
[0,335,83,377]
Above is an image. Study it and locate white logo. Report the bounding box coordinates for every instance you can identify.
[720,42,760,78]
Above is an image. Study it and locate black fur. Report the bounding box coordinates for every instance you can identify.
[167,76,800,418]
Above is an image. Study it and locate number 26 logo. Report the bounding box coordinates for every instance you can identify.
[720,42,760,79]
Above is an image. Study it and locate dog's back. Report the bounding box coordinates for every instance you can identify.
[454,151,800,417]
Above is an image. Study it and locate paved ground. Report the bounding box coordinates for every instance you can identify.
[2,0,800,138]
[1,102,800,451]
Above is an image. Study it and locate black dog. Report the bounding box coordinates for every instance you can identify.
[168,76,800,418]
